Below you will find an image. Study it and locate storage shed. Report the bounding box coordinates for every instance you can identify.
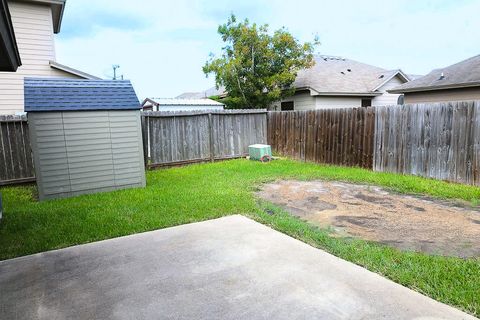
[25,78,146,200]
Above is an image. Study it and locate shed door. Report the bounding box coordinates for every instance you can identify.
[62,111,116,194]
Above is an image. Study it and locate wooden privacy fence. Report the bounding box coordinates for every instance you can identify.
[2,102,480,187]
[267,108,375,168]
[374,101,480,186]
[0,115,35,186]
[143,110,267,167]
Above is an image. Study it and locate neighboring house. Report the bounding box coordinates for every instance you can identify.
[0,0,21,71]
[141,98,225,112]
[181,55,412,110]
[271,55,411,110]
[0,0,99,115]
[389,54,480,104]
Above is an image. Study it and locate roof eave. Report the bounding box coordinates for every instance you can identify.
[311,91,382,97]
[388,81,480,94]
[293,86,382,97]
[159,104,224,107]
[0,0,21,71]
[141,98,159,107]
[51,0,64,33]
[371,69,411,92]
[49,61,101,79]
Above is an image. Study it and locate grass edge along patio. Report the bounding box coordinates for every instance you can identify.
[1,159,479,317]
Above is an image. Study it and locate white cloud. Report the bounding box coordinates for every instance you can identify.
[56,0,480,99]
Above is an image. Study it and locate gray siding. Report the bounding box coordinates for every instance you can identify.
[29,110,145,200]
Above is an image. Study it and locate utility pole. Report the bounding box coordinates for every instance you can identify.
[112,65,120,80]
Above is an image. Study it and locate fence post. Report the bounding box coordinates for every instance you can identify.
[208,113,215,162]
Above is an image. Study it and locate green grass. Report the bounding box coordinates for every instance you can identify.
[1,159,479,316]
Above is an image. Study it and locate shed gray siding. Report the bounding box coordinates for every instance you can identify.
[29,110,145,200]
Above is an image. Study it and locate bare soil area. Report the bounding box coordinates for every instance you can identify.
[256,180,480,258]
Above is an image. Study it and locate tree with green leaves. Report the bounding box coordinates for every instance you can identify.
[203,15,318,109]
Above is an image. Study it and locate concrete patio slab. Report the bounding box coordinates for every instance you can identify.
[0,215,476,320]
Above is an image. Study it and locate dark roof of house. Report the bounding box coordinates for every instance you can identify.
[294,55,410,95]
[389,54,480,93]
[0,0,21,71]
[24,78,140,112]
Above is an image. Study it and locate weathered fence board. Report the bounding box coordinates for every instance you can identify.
[143,110,267,167]
[0,115,35,185]
[267,108,375,168]
[374,102,480,186]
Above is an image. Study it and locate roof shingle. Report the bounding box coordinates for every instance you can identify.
[24,78,140,112]
[389,54,480,93]
[294,55,405,94]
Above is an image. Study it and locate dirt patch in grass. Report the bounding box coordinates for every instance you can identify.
[256,180,480,258]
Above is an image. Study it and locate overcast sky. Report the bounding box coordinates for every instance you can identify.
[55,0,480,99]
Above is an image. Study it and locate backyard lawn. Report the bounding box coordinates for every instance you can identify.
[1,159,479,316]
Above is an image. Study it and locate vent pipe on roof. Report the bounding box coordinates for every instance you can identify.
[439,72,445,80]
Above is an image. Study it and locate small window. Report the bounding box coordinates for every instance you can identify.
[397,94,405,105]
[281,101,294,111]
[361,99,371,108]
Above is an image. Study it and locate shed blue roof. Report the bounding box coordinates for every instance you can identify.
[24,78,140,112]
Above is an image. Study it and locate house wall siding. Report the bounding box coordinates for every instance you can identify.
[0,1,82,115]
[372,75,404,106]
[271,92,363,110]
[314,96,363,109]
[273,91,317,110]
[404,87,480,104]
